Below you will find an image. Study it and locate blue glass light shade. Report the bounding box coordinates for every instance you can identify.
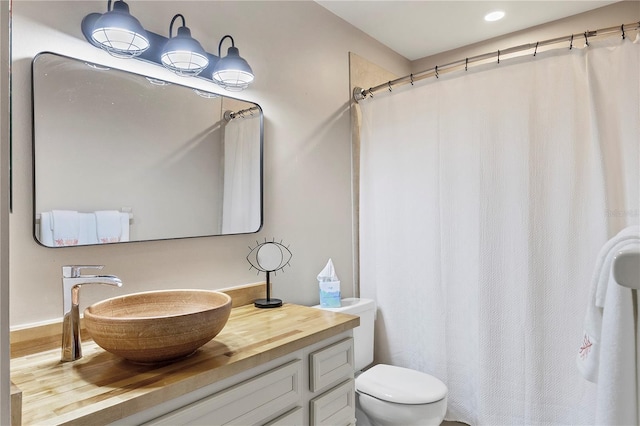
[212,46,255,91]
[161,26,209,76]
[91,1,149,58]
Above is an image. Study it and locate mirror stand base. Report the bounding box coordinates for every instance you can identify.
[254,298,283,309]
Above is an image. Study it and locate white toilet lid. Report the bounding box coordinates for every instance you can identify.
[356,364,448,404]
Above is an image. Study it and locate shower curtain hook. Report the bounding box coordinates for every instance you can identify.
[388,81,392,92]
[368,88,374,98]
[410,73,414,85]
[497,50,500,64]
[533,42,539,57]
[435,65,439,78]
[621,24,625,40]
[465,58,468,71]
[569,34,574,50]
[584,31,589,47]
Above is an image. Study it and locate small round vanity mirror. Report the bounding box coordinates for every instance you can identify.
[247,239,292,309]
[256,242,285,272]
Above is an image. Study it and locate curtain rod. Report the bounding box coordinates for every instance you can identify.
[353,22,640,102]
[223,105,260,121]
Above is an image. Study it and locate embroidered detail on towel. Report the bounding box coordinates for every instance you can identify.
[579,334,593,359]
[55,238,78,247]
[100,237,121,244]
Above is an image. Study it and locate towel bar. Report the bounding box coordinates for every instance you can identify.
[35,211,134,224]
[612,249,640,290]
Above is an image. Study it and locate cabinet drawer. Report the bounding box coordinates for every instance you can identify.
[309,379,355,426]
[263,407,303,425]
[146,360,302,426]
[309,337,354,392]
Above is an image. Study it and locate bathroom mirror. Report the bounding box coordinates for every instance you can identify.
[32,52,262,247]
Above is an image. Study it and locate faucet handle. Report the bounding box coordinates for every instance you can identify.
[62,265,104,278]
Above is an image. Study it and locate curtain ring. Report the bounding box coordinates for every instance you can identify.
[584,31,589,47]
[570,34,574,50]
[410,73,414,85]
[465,58,468,71]
[388,81,392,92]
[621,24,625,40]
[435,65,439,78]
[497,50,500,64]
[533,42,539,57]
[368,88,374,98]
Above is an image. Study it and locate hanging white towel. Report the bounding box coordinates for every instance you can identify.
[595,253,639,426]
[94,210,123,243]
[577,225,639,383]
[51,210,80,247]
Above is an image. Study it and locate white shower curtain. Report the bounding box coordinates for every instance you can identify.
[221,114,261,234]
[359,37,639,425]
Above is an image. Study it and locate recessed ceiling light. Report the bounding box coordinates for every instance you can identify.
[484,11,505,22]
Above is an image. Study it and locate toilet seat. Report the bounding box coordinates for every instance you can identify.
[356,364,447,405]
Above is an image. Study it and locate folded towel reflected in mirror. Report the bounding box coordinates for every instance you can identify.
[50,210,80,246]
[38,210,130,247]
[94,210,123,244]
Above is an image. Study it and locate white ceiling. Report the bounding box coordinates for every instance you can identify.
[316,1,618,60]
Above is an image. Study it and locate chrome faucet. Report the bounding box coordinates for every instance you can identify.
[61,265,123,362]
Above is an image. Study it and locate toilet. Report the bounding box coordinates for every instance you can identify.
[316,298,448,426]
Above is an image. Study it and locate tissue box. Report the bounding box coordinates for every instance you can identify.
[319,280,341,308]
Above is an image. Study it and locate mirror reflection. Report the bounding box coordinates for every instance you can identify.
[32,52,262,247]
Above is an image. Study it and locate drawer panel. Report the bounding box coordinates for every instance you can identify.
[146,360,302,426]
[309,337,354,392]
[309,379,355,426]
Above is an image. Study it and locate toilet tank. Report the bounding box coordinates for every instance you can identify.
[314,298,376,371]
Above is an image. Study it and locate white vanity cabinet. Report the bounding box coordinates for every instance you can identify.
[12,301,360,425]
[113,332,354,426]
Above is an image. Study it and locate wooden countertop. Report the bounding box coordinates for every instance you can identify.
[10,299,359,425]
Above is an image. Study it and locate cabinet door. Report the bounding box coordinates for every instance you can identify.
[146,360,302,426]
[309,337,354,392]
[309,379,355,426]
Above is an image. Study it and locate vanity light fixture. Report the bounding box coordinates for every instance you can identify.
[212,36,255,91]
[161,14,209,76]
[86,0,150,58]
[81,2,255,90]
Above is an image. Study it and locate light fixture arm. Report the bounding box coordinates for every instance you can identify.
[218,35,235,57]
[168,13,186,38]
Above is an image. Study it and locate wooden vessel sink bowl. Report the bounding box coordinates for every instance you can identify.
[84,289,232,363]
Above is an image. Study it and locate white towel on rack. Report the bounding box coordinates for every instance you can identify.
[595,250,639,426]
[94,210,123,243]
[577,225,640,383]
[51,210,80,246]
